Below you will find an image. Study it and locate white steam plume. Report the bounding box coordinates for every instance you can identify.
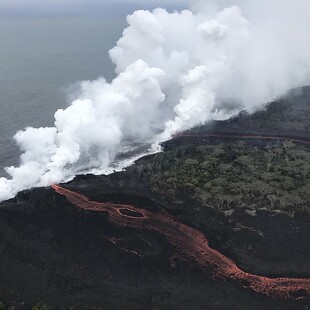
[1,0,310,201]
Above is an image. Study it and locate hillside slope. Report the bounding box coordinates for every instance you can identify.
[0,87,309,309]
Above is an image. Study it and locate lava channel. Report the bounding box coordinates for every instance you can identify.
[52,184,310,300]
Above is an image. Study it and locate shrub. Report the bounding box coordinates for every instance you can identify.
[0,302,7,310]
[32,302,51,310]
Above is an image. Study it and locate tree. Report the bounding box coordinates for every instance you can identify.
[0,302,7,310]
[32,303,51,310]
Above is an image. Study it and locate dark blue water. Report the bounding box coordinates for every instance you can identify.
[0,17,126,175]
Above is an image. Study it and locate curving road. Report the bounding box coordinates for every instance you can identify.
[173,132,310,145]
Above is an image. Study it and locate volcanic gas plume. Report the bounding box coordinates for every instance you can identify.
[1,0,310,201]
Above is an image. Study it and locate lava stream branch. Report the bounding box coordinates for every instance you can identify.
[52,185,310,300]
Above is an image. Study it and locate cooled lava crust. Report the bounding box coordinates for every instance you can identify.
[0,89,309,309]
[52,184,310,301]
[0,169,309,309]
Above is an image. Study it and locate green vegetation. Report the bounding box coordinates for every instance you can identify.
[32,302,51,310]
[127,140,310,213]
[0,301,7,310]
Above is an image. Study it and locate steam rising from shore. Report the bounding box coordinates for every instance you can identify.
[1,0,310,201]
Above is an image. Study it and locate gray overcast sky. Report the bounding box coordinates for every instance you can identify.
[0,0,188,17]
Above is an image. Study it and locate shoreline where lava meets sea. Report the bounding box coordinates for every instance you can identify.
[52,184,310,300]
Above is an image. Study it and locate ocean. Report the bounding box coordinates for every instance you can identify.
[0,16,126,176]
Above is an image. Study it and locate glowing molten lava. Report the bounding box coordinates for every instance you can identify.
[52,184,310,300]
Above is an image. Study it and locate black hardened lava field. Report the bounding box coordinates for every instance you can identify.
[0,89,309,309]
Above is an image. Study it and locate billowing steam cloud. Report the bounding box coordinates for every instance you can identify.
[1,0,310,201]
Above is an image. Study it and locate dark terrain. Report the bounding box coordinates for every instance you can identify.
[0,87,309,309]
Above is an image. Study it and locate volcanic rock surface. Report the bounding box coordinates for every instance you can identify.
[0,87,309,309]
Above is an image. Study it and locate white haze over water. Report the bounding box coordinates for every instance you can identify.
[1,0,310,201]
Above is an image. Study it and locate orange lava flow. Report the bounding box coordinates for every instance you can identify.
[52,185,310,300]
